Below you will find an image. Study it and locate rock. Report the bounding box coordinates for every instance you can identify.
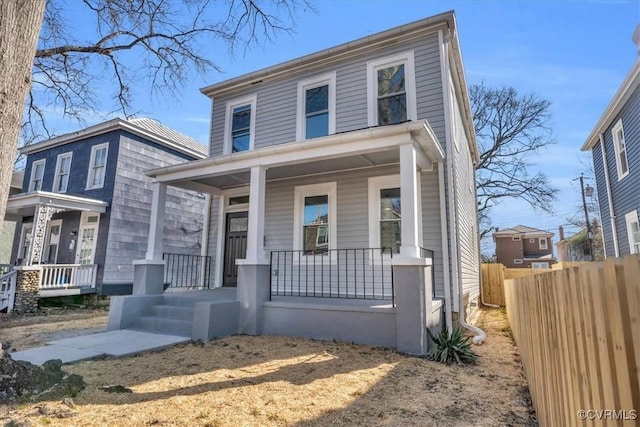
[0,350,86,403]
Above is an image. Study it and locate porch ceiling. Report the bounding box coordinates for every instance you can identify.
[149,120,444,193]
[5,191,109,219]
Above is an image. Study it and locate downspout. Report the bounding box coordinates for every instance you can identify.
[599,134,619,257]
[438,162,453,332]
[441,26,485,344]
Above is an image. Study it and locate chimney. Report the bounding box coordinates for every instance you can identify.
[558,226,565,241]
[633,24,640,54]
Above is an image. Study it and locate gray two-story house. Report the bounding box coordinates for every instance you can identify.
[108,11,483,355]
[582,26,640,257]
[3,118,207,300]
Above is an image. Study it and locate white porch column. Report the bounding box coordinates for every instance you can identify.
[399,144,420,258]
[245,166,266,261]
[145,182,167,261]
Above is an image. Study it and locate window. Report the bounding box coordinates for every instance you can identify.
[20,224,33,260]
[367,51,416,127]
[29,159,46,192]
[87,143,108,189]
[53,152,72,193]
[513,259,523,264]
[296,73,336,140]
[224,95,257,154]
[529,238,535,243]
[625,210,640,254]
[293,182,337,254]
[539,237,548,250]
[512,236,521,241]
[532,262,549,269]
[369,175,402,254]
[44,220,62,263]
[612,119,629,180]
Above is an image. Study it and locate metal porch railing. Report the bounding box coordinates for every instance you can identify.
[269,248,394,305]
[163,253,212,290]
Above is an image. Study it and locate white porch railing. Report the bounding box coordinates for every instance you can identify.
[0,270,17,313]
[39,264,97,290]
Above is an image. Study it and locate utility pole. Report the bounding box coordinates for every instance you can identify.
[578,174,594,261]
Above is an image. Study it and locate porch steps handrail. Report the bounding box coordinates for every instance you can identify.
[0,270,17,313]
[39,264,97,289]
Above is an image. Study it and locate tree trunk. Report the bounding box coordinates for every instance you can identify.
[0,1,46,230]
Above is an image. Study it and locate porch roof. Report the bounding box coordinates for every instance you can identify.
[5,191,109,219]
[146,120,445,193]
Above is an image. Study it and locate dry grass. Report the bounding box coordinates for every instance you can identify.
[0,307,535,426]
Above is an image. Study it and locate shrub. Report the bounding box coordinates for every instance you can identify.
[426,328,478,365]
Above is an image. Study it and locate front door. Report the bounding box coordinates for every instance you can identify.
[223,211,248,286]
[76,213,100,265]
[44,220,63,264]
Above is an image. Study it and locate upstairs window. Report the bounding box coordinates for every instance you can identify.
[539,237,548,250]
[87,143,108,189]
[53,152,72,193]
[29,159,46,192]
[612,119,629,180]
[367,51,416,127]
[296,73,336,140]
[224,95,257,154]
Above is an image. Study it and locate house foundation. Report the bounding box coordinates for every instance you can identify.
[14,266,41,314]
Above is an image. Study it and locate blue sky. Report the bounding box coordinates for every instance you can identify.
[45,0,640,254]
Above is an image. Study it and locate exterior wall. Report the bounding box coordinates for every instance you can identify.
[103,134,205,293]
[421,165,444,296]
[592,83,640,256]
[495,237,524,268]
[522,236,552,257]
[208,32,445,157]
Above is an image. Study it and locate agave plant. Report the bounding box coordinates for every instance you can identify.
[426,327,478,365]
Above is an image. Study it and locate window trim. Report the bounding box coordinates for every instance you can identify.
[293,182,337,254]
[512,236,521,241]
[86,143,109,190]
[368,175,401,254]
[29,159,46,192]
[296,72,336,141]
[625,210,640,254]
[612,119,629,181]
[367,51,417,127]
[539,237,548,250]
[19,223,34,261]
[53,152,73,193]
[513,259,523,264]
[223,94,257,154]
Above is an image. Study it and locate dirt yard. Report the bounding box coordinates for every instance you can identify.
[0,307,536,426]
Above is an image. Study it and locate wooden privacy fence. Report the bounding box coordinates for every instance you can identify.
[504,255,640,426]
[481,263,552,306]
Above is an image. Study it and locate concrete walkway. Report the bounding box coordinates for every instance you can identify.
[10,330,190,366]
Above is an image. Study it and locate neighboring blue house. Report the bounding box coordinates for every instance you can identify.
[582,26,640,257]
[3,118,208,299]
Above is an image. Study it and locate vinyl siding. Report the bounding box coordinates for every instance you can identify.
[104,135,204,287]
[207,165,444,291]
[594,83,640,256]
[208,32,445,156]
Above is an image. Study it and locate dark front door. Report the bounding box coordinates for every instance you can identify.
[223,211,248,286]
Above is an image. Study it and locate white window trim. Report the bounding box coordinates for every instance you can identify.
[513,259,523,264]
[53,152,73,193]
[367,50,417,127]
[612,119,629,181]
[29,159,46,192]
[296,72,336,141]
[625,210,640,254]
[223,94,257,155]
[293,182,337,254]
[368,175,401,254]
[539,237,548,250]
[86,143,109,190]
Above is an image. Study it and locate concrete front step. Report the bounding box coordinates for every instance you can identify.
[133,316,193,337]
[149,304,194,321]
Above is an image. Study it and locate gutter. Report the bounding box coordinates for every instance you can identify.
[599,134,619,257]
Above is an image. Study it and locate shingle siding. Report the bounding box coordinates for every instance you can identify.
[593,83,640,256]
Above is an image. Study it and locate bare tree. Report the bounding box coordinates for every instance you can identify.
[470,83,559,239]
[0,0,308,230]
[0,1,47,233]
